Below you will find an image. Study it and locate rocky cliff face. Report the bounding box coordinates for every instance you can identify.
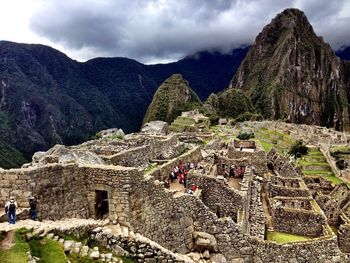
[229,8,349,130]
[143,74,202,124]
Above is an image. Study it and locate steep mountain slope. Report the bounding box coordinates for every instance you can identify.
[0,41,248,167]
[337,47,350,61]
[227,8,349,130]
[143,74,202,124]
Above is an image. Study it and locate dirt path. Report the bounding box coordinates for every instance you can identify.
[228,177,242,190]
[0,230,15,250]
[170,180,185,192]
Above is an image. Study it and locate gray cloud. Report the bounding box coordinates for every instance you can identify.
[29,0,350,63]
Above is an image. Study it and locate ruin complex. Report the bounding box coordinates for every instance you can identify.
[1,117,350,262]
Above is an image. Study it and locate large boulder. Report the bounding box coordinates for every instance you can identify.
[30,144,105,166]
[141,121,169,135]
[193,231,218,252]
[98,128,125,139]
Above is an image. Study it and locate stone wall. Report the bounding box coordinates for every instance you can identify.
[91,227,193,262]
[104,135,182,167]
[242,175,265,239]
[233,140,256,149]
[128,167,343,262]
[82,165,142,223]
[226,150,268,175]
[0,164,141,222]
[105,145,151,167]
[268,184,310,198]
[148,147,203,182]
[338,223,350,253]
[270,205,326,237]
[304,176,334,194]
[187,174,243,222]
[0,164,88,220]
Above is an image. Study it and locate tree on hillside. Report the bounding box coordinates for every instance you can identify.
[288,140,308,158]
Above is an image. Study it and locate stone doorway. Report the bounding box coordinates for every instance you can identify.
[95,190,109,219]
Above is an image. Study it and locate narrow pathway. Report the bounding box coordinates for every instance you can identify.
[261,193,273,230]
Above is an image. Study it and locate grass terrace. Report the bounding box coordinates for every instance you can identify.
[266,231,311,243]
[254,127,294,154]
[169,116,196,133]
[0,229,29,263]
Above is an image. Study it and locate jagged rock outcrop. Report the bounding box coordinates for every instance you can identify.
[228,8,349,130]
[29,144,104,167]
[143,74,202,124]
[141,121,169,135]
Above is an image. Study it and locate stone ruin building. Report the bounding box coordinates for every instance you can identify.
[1,120,350,262]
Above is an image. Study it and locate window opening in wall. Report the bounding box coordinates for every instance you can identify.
[95,190,109,219]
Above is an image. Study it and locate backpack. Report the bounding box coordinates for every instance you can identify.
[8,202,16,212]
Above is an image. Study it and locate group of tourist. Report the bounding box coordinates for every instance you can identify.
[163,162,201,195]
[4,196,38,224]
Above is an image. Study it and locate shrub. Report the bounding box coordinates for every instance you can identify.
[235,112,264,122]
[336,159,347,170]
[237,131,255,140]
[288,140,308,158]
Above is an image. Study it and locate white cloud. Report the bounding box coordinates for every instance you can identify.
[0,0,349,63]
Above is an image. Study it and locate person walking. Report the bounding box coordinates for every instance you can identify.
[28,196,38,220]
[5,196,17,224]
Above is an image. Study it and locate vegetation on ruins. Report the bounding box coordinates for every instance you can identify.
[0,228,136,263]
[330,146,350,170]
[0,228,30,263]
[288,140,308,158]
[235,112,263,122]
[237,131,255,140]
[29,236,67,262]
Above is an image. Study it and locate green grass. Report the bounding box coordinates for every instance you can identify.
[259,140,273,152]
[0,229,30,263]
[325,175,345,185]
[298,160,330,166]
[266,231,311,243]
[121,256,137,263]
[330,146,350,154]
[29,237,66,263]
[307,151,323,156]
[255,128,294,154]
[302,170,333,175]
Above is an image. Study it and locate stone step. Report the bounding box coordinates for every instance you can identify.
[121,225,129,237]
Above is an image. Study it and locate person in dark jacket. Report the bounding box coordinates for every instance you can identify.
[28,196,38,220]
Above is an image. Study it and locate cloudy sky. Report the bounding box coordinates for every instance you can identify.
[0,0,349,64]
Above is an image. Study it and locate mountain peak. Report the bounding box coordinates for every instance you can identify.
[228,8,348,130]
[143,74,202,124]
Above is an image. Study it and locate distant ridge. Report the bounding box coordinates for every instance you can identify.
[0,40,248,167]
